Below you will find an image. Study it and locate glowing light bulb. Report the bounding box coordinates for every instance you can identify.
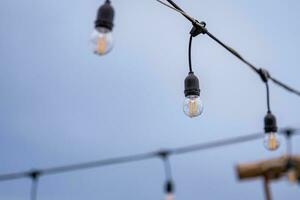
[165,193,174,200]
[263,132,280,151]
[91,27,113,55]
[183,95,203,118]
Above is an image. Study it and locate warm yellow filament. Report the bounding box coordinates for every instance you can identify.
[267,134,277,150]
[188,97,197,115]
[96,35,106,54]
[193,98,197,114]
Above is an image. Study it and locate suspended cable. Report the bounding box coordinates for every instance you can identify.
[158,151,173,181]
[188,35,193,73]
[41,152,158,176]
[30,172,40,200]
[170,132,264,155]
[265,81,271,112]
[156,0,300,97]
[0,131,271,182]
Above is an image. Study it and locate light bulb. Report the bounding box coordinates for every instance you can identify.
[91,27,113,55]
[165,193,174,200]
[183,95,203,118]
[263,132,280,151]
[287,168,298,183]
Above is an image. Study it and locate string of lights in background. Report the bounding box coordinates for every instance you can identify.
[0,128,299,200]
[1,0,300,200]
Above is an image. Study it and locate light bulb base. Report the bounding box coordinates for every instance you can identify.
[264,112,278,133]
[95,0,115,31]
[164,180,174,193]
[184,72,200,97]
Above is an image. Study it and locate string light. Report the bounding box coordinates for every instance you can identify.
[259,70,280,151]
[183,28,206,118]
[91,0,115,55]
[155,0,300,123]
[1,0,300,199]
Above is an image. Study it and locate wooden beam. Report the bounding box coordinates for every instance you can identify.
[236,155,300,180]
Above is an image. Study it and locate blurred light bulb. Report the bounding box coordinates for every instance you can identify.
[91,27,113,55]
[263,132,280,151]
[183,95,203,118]
[165,193,174,200]
[287,168,298,183]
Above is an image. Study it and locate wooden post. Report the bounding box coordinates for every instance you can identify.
[235,155,300,200]
[263,176,272,200]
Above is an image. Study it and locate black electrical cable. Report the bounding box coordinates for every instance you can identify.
[188,35,193,73]
[31,177,39,200]
[0,131,269,182]
[266,81,271,112]
[170,132,264,155]
[157,0,300,97]
[160,154,173,181]
[42,152,157,176]
[0,152,157,182]
[269,76,300,96]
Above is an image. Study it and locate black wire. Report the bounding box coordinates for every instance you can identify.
[188,35,193,73]
[0,132,268,182]
[265,82,271,112]
[269,76,300,97]
[0,130,298,182]
[162,156,173,181]
[205,31,260,74]
[41,152,158,176]
[170,132,264,155]
[31,178,39,200]
[165,0,184,14]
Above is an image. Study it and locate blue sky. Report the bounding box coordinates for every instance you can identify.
[0,0,300,199]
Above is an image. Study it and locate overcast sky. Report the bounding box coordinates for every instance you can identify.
[0,0,300,199]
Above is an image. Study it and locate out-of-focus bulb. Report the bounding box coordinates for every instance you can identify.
[91,27,113,55]
[165,193,174,200]
[263,132,280,151]
[183,95,203,118]
[287,168,298,183]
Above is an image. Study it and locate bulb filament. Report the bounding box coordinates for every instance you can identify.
[96,35,106,54]
[188,97,197,115]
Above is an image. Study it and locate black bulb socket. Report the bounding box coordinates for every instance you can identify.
[264,112,278,133]
[184,72,200,97]
[95,0,115,31]
[165,180,174,193]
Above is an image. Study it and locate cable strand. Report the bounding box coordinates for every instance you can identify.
[188,35,193,73]
[266,82,271,112]
[31,178,39,200]
[0,131,271,182]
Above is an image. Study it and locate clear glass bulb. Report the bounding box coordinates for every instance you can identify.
[91,27,113,55]
[263,132,280,151]
[165,193,174,200]
[183,95,203,118]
